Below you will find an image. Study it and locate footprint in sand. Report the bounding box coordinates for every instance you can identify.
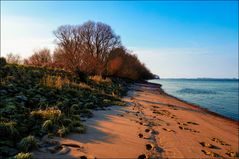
[187,121,199,125]
[165,123,170,126]
[145,128,151,133]
[201,149,220,157]
[46,144,73,155]
[146,143,155,150]
[225,149,239,157]
[152,105,160,108]
[199,142,220,149]
[177,122,188,126]
[138,133,144,138]
[138,154,148,159]
[211,137,231,146]
[162,128,175,133]
[138,132,151,140]
[178,126,199,133]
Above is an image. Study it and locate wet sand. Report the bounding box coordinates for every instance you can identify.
[34,83,239,158]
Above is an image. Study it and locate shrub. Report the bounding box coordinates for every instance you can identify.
[18,135,37,152]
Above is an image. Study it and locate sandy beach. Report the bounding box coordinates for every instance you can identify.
[34,83,239,158]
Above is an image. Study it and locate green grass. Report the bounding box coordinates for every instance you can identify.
[0,63,128,158]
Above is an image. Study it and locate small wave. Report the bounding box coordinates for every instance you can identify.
[177,88,217,94]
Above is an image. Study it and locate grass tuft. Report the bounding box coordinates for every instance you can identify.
[30,108,61,120]
[18,135,37,152]
[89,75,112,83]
[41,75,70,89]
[0,121,19,136]
[15,152,33,159]
[57,126,69,137]
[42,119,53,131]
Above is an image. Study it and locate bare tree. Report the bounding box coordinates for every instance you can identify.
[24,48,52,66]
[6,53,22,64]
[79,21,121,62]
[53,21,121,73]
[53,25,83,71]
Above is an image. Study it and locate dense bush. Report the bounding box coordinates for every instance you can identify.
[107,47,154,80]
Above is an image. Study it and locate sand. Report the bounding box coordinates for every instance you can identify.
[34,83,239,158]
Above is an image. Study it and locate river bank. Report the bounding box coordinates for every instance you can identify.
[33,82,239,158]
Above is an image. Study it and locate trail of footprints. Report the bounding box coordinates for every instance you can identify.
[200,138,238,158]
[130,98,238,158]
[131,101,162,159]
[35,96,238,159]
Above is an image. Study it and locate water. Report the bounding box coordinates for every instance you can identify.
[148,79,239,121]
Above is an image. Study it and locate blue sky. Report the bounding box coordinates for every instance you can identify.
[1,1,238,78]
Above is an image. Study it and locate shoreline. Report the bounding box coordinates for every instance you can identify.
[34,82,239,158]
[145,80,238,123]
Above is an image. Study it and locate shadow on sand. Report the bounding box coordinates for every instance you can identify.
[66,106,127,144]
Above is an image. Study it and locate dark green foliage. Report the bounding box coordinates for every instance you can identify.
[0,121,19,137]
[0,57,7,67]
[18,135,37,152]
[74,68,88,83]
[0,64,127,158]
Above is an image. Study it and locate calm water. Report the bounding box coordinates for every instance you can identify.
[148,79,239,121]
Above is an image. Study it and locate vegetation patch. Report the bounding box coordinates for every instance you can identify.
[0,63,128,158]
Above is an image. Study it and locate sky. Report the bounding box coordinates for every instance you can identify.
[1,1,238,78]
